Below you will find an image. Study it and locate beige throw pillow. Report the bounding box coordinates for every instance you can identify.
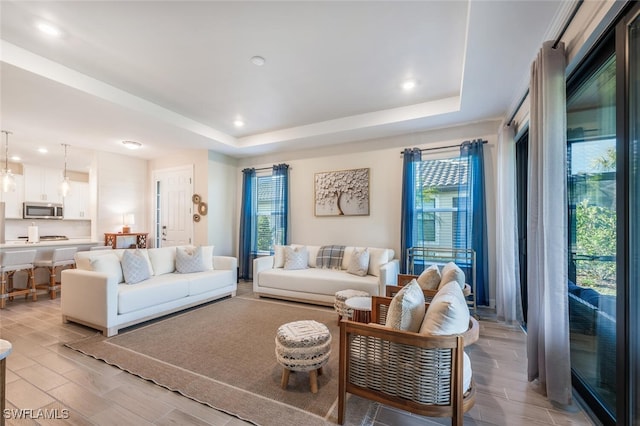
[420,281,470,336]
[439,262,466,290]
[347,248,370,277]
[385,279,426,332]
[417,264,441,290]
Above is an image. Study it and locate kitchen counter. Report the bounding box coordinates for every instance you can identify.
[0,239,100,249]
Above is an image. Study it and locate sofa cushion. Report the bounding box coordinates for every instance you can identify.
[346,247,369,277]
[176,246,206,273]
[118,274,190,314]
[284,246,308,270]
[121,250,152,284]
[89,253,124,284]
[385,279,425,332]
[258,268,378,295]
[316,245,345,270]
[187,270,235,296]
[417,264,441,290]
[306,245,321,268]
[439,262,466,290]
[420,281,470,336]
[148,247,176,276]
[367,247,394,277]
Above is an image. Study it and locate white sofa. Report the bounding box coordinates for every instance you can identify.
[61,247,237,336]
[253,245,398,306]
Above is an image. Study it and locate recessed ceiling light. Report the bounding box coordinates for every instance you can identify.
[37,21,61,38]
[122,140,142,150]
[402,80,416,91]
[250,56,266,66]
[233,119,245,128]
[10,155,21,161]
[38,147,48,154]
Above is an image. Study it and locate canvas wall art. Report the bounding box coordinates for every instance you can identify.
[314,168,369,216]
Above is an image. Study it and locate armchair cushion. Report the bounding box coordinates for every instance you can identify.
[420,281,470,336]
[417,264,441,290]
[385,279,425,332]
[439,262,466,290]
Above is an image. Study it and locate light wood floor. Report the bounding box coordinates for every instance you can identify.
[0,281,597,426]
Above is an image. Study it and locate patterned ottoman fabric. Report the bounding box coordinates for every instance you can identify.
[334,289,370,319]
[275,320,331,372]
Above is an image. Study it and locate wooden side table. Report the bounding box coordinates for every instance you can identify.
[104,233,148,249]
[345,296,372,323]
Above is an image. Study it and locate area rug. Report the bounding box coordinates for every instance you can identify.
[65,296,375,426]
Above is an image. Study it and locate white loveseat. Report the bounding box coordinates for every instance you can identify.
[253,245,398,306]
[61,247,237,336]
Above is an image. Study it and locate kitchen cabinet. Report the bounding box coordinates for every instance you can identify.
[63,181,90,220]
[0,174,24,218]
[23,165,63,203]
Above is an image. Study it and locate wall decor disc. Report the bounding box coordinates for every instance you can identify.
[198,201,208,216]
[193,213,201,222]
[192,194,201,204]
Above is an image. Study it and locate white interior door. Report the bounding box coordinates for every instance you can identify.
[154,166,193,247]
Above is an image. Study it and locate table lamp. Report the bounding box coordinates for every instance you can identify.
[123,213,135,233]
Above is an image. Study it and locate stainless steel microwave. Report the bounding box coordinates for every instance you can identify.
[23,202,64,220]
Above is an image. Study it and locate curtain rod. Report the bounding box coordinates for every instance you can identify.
[245,164,291,172]
[507,0,584,126]
[399,139,487,155]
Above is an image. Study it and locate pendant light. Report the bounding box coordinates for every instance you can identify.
[1,130,16,193]
[60,143,70,197]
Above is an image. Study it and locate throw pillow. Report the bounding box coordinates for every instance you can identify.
[284,246,308,270]
[121,249,151,284]
[176,246,206,273]
[439,262,466,290]
[274,245,286,268]
[316,245,345,269]
[147,247,176,276]
[347,247,369,277]
[367,247,394,277]
[90,253,124,284]
[420,281,470,336]
[385,279,426,332]
[416,264,441,290]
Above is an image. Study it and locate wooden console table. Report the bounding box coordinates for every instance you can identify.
[104,232,148,249]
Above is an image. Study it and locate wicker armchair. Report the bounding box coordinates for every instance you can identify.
[338,296,477,425]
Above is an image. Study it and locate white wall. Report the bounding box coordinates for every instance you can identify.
[207,151,238,256]
[93,151,148,243]
[238,119,500,305]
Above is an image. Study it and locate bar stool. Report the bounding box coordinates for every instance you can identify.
[0,250,37,309]
[34,247,77,299]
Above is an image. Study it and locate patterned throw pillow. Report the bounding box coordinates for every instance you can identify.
[284,246,308,270]
[316,245,345,269]
[417,264,441,290]
[121,250,151,284]
[346,247,369,277]
[439,262,466,290]
[385,279,426,332]
[176,246,206,273]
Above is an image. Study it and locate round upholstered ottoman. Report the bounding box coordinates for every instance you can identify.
[275,320,331,393]
[334,289,370,322]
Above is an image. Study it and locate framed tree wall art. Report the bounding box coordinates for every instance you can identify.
[314,168,370,216]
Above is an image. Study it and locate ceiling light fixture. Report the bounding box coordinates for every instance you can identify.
[37,21,61,38]
[250,56,266,66]
[1,130,16,193]
[233,119,245,128]
[60,143,70,197]
[402,80,417,91]
[122,140,142,150]
[38,147,48,154]
[10,155,21,162]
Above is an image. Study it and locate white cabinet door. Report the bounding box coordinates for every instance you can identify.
[0,174,24,218]
[63,181,90,219]
[24,165,63,203]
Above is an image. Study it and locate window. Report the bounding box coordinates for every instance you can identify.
[413,157,468,249]
[256,172,287,254]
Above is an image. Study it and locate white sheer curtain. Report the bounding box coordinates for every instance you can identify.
[527,40,572,407]
[495,124,523,324]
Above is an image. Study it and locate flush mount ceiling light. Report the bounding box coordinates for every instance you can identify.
[10,155,21,162]
[38,147,48,154]
[250,56,266,66]
[402,80,417,91]
[122,140,142,150]
[233,119,245,128]
[1,130,16,193]
[37,21,61,37]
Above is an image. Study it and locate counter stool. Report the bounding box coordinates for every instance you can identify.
[0,250,37,309]
[275,320,331,393]
[334,289,369,323]
[34,247,77,299]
